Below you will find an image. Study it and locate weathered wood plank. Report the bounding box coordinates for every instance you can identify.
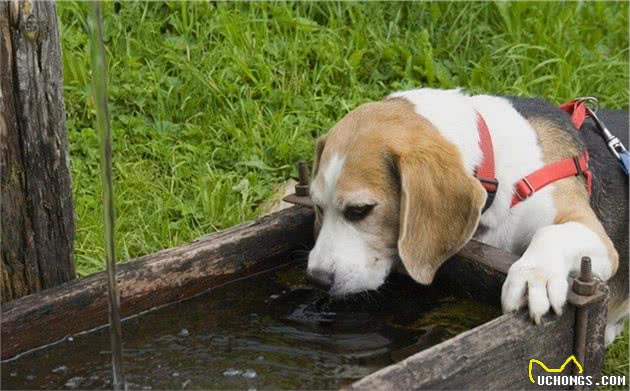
[0,0,75,302]
[349,308,578,390]
[434,240,517,305]
[1,206,314,359]
[456,239,517,274]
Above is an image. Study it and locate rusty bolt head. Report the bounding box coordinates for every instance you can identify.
[572,278,598,296]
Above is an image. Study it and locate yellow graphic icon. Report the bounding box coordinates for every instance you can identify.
[528,355,583,383]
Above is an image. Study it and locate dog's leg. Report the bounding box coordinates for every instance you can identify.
[606,298,629,345]
[501,217,618,324]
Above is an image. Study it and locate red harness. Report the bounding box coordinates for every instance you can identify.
[475,101,592,211]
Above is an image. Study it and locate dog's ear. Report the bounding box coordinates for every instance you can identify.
[396,149,486,284]
[313,135,327,176]
[312,134,327,238]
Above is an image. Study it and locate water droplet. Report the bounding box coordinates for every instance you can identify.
[10,372,17,377]
[223,368,242,377]
[242,369,257,379]
[52,365,68,374]
[178,328,190,337]
[172,372,180,377]
[26,375,35,381]
[64,376,83,389]
[67,336,74,342]
[256,355,264,361]
[269,294,280,299]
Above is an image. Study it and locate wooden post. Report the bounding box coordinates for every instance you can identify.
[0,0,75,302]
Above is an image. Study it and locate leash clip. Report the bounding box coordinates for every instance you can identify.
[586,107,628,160]
[607,138,628,161]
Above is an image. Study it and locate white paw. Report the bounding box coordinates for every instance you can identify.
[501,258,569,324]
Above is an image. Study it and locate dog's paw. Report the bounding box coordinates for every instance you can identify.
[501,258,569,324]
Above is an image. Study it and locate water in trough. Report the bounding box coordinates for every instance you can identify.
[1,262,500,390]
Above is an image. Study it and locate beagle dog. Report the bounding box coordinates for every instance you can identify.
[306,88,628,344]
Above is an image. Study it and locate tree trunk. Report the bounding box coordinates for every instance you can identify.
[0,0,75,302]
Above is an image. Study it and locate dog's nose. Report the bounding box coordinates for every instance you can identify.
[306,269,334,290]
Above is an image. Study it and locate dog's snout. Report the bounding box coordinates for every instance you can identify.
[306,269,334,290]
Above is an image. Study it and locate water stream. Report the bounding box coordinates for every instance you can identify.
[87,2,126,389]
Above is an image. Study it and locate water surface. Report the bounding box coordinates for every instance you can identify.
[2,262,500,390]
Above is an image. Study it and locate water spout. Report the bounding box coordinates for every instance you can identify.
[87,2,126,390]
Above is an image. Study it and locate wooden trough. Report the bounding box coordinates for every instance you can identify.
[1,206,608,390]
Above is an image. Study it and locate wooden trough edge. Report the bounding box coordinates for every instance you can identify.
[348,284,609,390]
[1,206,315,360]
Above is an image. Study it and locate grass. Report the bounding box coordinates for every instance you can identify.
[57,1,628,387]
[603,321,630,390]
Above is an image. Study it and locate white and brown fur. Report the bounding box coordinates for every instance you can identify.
[305,88,628,344]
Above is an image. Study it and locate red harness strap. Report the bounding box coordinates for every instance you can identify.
[559,100,588,129]
[475,105,592,210]
[474,114,498,212]
[510,152,591,207]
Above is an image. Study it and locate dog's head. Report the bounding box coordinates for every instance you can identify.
[307,98,486,295]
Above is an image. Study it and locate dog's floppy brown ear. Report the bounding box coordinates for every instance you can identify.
[313,135,327,176]
[397,150,486,284]
[312,135,327,238]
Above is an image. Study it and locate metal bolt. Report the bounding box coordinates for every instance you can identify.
[580,256,592,281]
[295,161,310,197]
[298,161,309,185]
[573,256,597,296]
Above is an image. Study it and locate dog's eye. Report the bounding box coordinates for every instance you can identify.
[343,204,375,222]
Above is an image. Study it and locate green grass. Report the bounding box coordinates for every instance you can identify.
[603,321,630,390]
[57,1,628,386]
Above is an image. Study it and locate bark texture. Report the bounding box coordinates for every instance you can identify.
[0,0,75,302]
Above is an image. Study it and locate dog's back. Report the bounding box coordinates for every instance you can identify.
[508,96,628,323]
[583,109,628,317]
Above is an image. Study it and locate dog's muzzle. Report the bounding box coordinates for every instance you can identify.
[306,269,334,290]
